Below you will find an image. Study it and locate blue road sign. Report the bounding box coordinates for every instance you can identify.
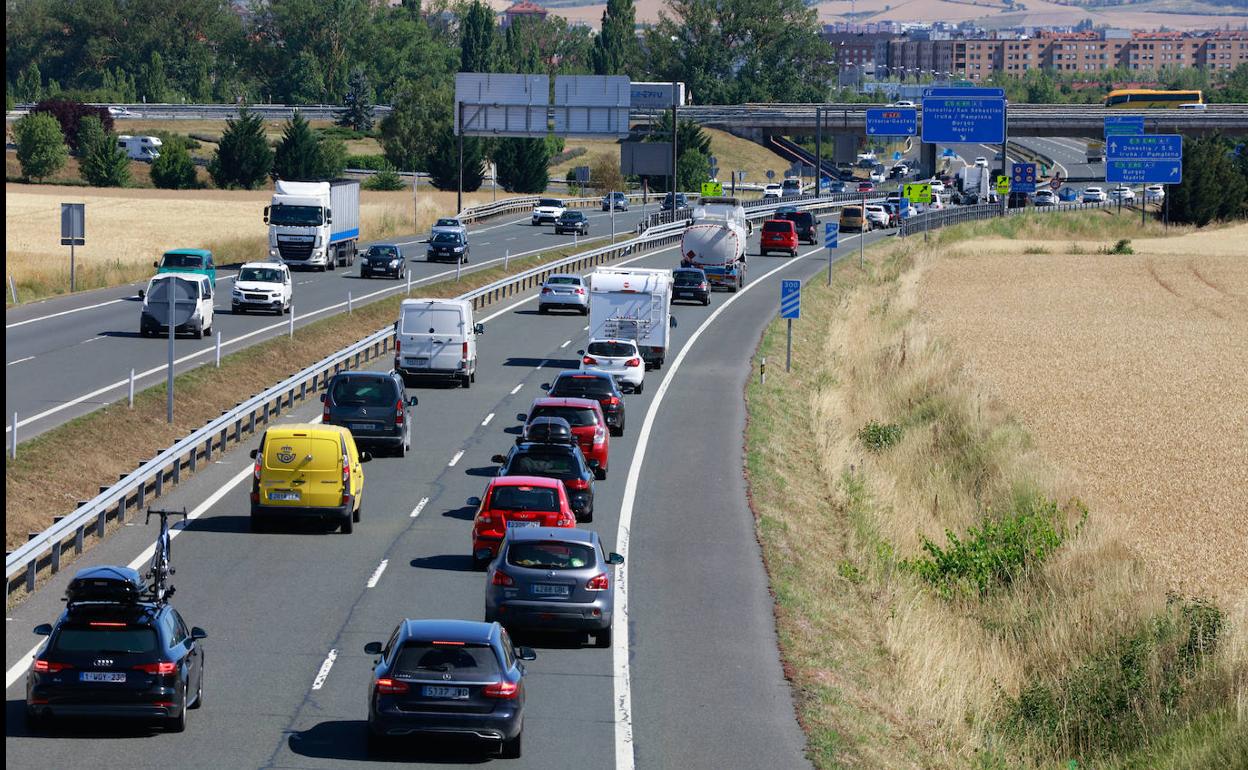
[1104,116,1145,137]
[866,107,918,137]
[1106,134,1182,161]
[780,280,801,319]
[921,97,1006,144]
[1107,159,1182,184]
[1011,162,1037,193]
[924,87,1005,98]
[893,151,902,160]
[824,222,839,249]
[819,177,831,192]
[942,148,956,157]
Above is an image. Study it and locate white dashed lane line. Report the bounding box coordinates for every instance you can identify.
[410,497,429,518]
[482,412,495,426]
[311,649,337,690]
[365,560,389,589]
[510,384,524,395]
[448,450,465,467]
[6,356,35,366]
[560,339,571,348]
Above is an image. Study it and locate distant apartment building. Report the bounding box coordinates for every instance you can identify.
[501,1,548,29]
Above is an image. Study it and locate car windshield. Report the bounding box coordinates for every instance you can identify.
[539,199,562,208]
[560,212,584,220]
[509,452,579,477]
[507,541,595,570]
[393,642,500,677]
[673,271,704,286]
[160,253,204,269]
[54,625,158,654]
[239,267,283,283]
[435,219,460,228]
[432,232,461,244]
[401,307,461,335]
[551,376,613,398]
[367,246,399,258]
[268,204,322,226]
[489,485,559,512]
[842,207,862,217]
[545,276,580,286]
[587,341,636,357]
[331,377,398,406]
[531,406,598,427]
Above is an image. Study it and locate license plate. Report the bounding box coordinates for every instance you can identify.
[506,520,540,528]
[405,358,428,367]
[421,686,469,699]
[269,490,300,501]
[81,672,126,683]
[349,423,377,431]
[532,584,570,597]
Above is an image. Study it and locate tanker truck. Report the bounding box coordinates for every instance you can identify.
[679,197,748,292]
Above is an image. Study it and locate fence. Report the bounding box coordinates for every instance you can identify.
[897,199,1110,236]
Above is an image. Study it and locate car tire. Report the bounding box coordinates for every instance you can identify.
[341,515,354,534]
[189,669,204,709]
[594,627,612,649]
[500,730,522,759]
[353,500,361,523]
[702,297,710,306]
[397,441,407,458]
[165,687,188,732]
[461,373,471,389]
[633,381,644,395]
[594,466,607,481]
[470,369,476,384]
[26,709,49,734]
[609,424,623,438]
[472,553,489,571]
[580,504,593,523]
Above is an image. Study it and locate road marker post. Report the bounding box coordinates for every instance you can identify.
[289,302,295,338]
[824,222,839,287]
[760,356,766,385]
[215,331,222,368]
[406,269,411,295]
[504,248,510,270]
[129,368,135,407]
[455,256,462,282]
[8,274,17,305]
[348,290,353,315]
[10,412,16,459]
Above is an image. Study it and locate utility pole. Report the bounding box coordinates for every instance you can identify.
[671,79,679,198]
[457,102,464,214]
[815,106,822,197]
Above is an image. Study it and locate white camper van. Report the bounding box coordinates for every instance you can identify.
[588,268,675,369]
[116,135,163,162]
[393,298,484,388]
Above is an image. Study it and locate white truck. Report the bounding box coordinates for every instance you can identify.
[117,135,162,162]
[265,179,360,271]
[956,164,991,199]
[588,268,675,370]
[679,197,748,292]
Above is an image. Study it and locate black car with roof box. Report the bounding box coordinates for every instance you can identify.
[545,370,626,436]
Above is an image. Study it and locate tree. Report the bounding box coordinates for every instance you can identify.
[381,79,450,171]
[676,149,709,191]
[591,0,638,76]
[32,98,113,154]
[363,162,406,191]
[274,112,324,180]
[80,131,131,187]
[425,124,485,191]
[1167,136,1247,226]
[319,137,348,178]
[208,107,274,189]
[75,115,108,159]
[459,1,497,73]
[140,51,171,103]
[13,113,68,182]
[151,139,199,189]
[16,63,43,103]
[589,152,628,193]
[283,50,326,104]
[494,137,550,193]
[336,68,374,131]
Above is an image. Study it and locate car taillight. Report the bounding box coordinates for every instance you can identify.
[323,401,331,422]
[625,358,641,368]
[541,287,552,294]
[576,288,585,295]
[376,677,410,694]
[491,570,514,587]
[462,341,469,362]
[253,458,262,481]
[582,355,598,365]
[586,573,609,590]
[594,426,606,444]
[395,339,401,354]
[566,478,590,491]
[700,283,708,290]
[477,512,494,525]
[394,399,404,425]
[605,396,620,406]
[341,457,351,504]
[483,681,519,699]
[33,660,73,673]
[134,661,177,675]
[557,514,576,527]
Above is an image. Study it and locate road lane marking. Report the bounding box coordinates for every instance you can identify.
[410,497,429,518]
[583,325,590,331]
[482,412,495,426]
[560,339,571,348]
[5,297,129,329]
[80,336,104,345]
[611,234,863,769]
[6,356,35,366]
[365,560,389,589]
[311,649,337,690]
[510,384,524,395]
[448,450,464,467]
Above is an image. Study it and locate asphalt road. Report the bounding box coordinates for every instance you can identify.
[6,211,892,768]
[1011,136,1101,181]
[4,204,650,442]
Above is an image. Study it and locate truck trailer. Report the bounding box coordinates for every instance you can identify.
[679,197,748,292]
[265,179,360,270]
[588,268,674,369]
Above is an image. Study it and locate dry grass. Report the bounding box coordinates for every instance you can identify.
[4,236,609,551]
[744,220,1246,767]
[4,184,505,304]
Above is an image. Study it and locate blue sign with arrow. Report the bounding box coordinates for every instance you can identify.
[866,107,918,137]
[921,97,1006,144]
[1104,116,1144,137]
[824,222,839,249]
[1106,134,1182,184]
[780,280,801,320]
[1011,162,1037,193]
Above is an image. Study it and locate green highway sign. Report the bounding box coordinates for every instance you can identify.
[902,183,931,203]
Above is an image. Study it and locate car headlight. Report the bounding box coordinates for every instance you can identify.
[314,236,322,247]
[389,259,399,266]
[232,289,243,297]
[453,246,463,252]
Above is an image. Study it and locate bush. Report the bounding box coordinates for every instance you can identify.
[151,140,199,189]
[32,98,112,154]
[1100,238,1133,255]
[901,495,1081,598]
[75,115,107,159]
[80,132,131,187]
[13,113,68,181]
[363,164,406,191]
[858,421,904,452]
[148,131,200,152]
[550,146,588,165]
[495,137,550,194]
[346,154,388,171]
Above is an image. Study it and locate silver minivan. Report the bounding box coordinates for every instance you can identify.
[393,298,483,388]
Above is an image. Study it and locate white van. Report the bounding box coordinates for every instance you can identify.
[393,298,484,388]
[117,135,163,162]
[138,273,214,338]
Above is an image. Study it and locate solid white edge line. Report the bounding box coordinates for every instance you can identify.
[6,356,35,366]
[365,560,389,589]
[311,648,338,690]
[410,497,429,518]
[482,412,495,426]
[612,235,861,769]
[560,339,571,348]
[448,450,464,467]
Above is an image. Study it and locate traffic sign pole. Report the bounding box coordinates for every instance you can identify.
[786,319,793,372]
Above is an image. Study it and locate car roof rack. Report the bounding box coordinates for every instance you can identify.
[520,416,575,446]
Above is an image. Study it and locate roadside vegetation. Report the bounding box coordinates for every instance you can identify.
[743,222,1245,767]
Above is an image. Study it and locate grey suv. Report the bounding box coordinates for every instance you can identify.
[322,371,417,457]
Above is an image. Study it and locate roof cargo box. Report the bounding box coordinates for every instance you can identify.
[66,566,146,605]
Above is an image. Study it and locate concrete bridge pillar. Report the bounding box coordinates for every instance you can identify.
[919,142,938,179]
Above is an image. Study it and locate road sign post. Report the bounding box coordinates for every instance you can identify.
[824,222,839,286]
[780,280,800,372]
[60,203,85,293]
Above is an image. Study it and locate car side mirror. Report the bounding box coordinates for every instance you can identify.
[137,289,145,300]
[364,641,383,656]
[319,393,327,403]
[669,316,678,328]
[263,205,270,224]
[491,454,506,464]
[540,383,551,391]
[516,646,537,661]
[607,552,624,565]
[474,323,484,335]
[576,350,584,356]
[359,451,373,463]
[153,261,160,268]
[325,210,332,224]
[191,627,208,640]
[33,623,52,636]
[407,396,419,406]
[467,496,481,507]
[249,448,259,459]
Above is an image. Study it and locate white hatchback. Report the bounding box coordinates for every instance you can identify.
[864,204,890,229]
[1082,186,1107,203]
[579,339,646,393]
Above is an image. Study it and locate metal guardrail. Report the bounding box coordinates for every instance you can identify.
[897,199,1110,236]
[4,223,689,598]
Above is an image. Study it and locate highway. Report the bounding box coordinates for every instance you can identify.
[4,204,650,442]
[5,215,894,767]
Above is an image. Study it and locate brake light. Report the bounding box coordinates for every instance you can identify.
[541,287,552,294]
[558,514,575,527]
[575,288,585,295]
[375,677,410,694]
[566,478,590,491]
[134,661,177,675]
[462,341,469,362]
[396,338,401,354]
[594,426,606,444]
[605,396,620,406]
[323,400,331,422]
[89,621,127,627]
[625,358,641,368]
[582,355,597,366]
[432,640,466,646]
[341,457,351,505]
[700,283,708,290]
[492,570,514,587]
[394,399,404,425]
[586,573,609,590]
[483,681,519,699]
[33,660,73,673]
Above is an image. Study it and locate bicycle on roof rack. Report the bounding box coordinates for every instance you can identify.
[145,507,186,603]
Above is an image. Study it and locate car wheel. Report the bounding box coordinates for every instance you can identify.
[461,373,471,389]
[166,687,188,732]
[609,424,623,438]
[397,440,407,458]
[353,499,361,523]
[594,466,607,481]
[189,668,204,709]
[594,627,612,649]
[26,708,49,733]
[500,730,522,759]
[580,504,593,523]
[340,515,354,534]
[472,553,489,571]
[633,381,644,395]
[702,297,710,306]
[470,369,476,383]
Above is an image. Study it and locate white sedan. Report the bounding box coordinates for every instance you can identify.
[108,106,142,119]
[928,179,946,193]
[1145,185,1165,202]
[1082,186,1108,203]
[864,204,890,229]
[1110,185,1136,202]
[580,339,646,394]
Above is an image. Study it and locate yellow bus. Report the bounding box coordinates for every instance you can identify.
[1104,89,1203,108]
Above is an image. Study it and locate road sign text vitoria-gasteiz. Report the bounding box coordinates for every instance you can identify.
[921,97,1006,144]
[1106,134,1183,184]
[866,108,918,137]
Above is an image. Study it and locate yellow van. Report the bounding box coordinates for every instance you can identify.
[248,424,371,533]
[840,205,868,233]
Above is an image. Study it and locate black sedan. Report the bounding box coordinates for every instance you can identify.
[493,440,597,522]
[365,619,536,758]
[427,232,469,263]
[672,267,711,305]
[546,370,626,436]
[601,192,629,211]
[554,210,589,235]
[321,371,417,457]
[360,243,405,278]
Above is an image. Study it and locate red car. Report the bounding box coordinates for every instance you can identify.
[857,181,875,193]
[469,476,576,568]
[524,398,609,478]
[760,219,799,257]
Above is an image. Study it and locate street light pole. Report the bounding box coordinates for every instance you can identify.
[671,79,679,199]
